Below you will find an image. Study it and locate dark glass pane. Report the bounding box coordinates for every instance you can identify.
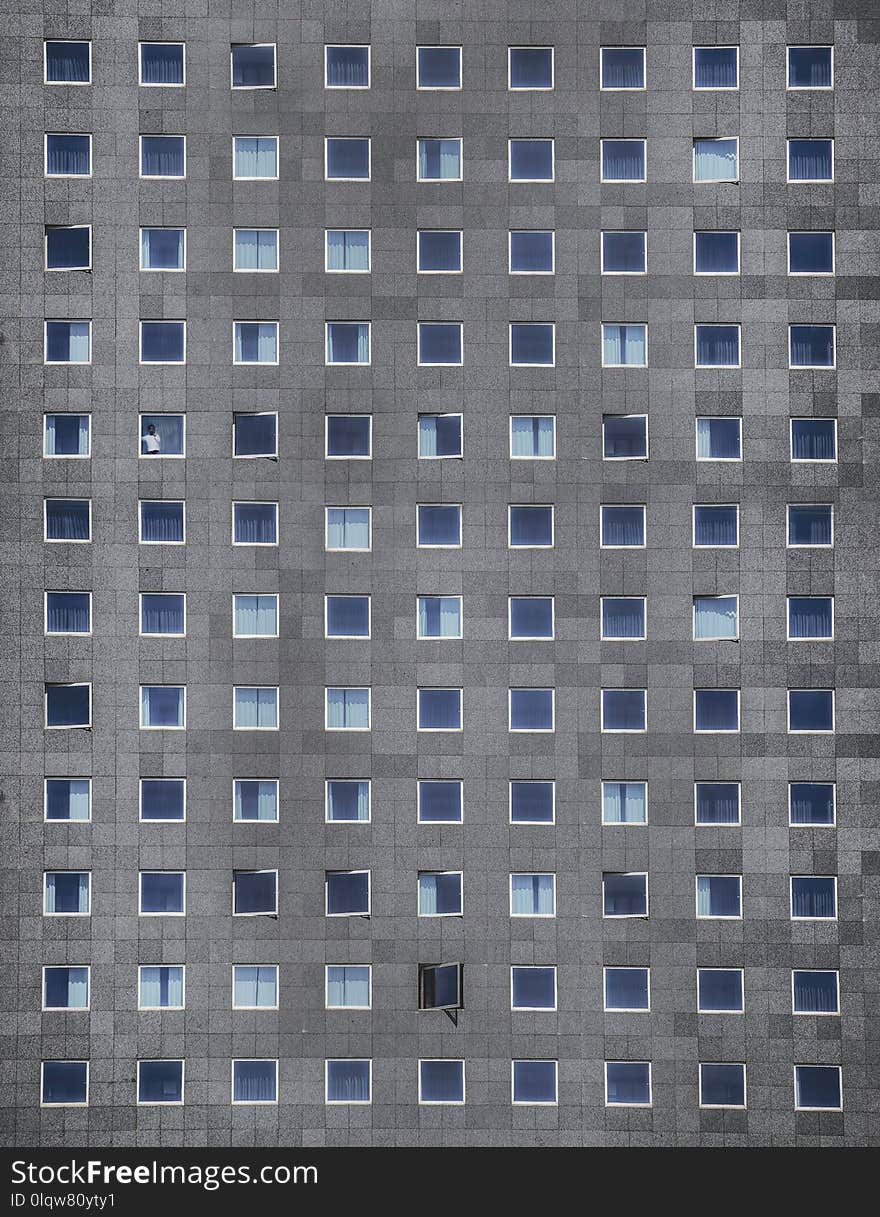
[509,48,553,88]
[326,138,370,178]
[46,592,90,633]
[788,47,832,88]
[701,1064,745,1106]
[138,1061,183,1103]
[603,415,647,457]
[789,783,834,826]
[602,231,645,272]
[791,418,835,460]
[46,499,90,541]
[418,323,461,363]
[418,230,461,271]
[326,871,369,914]
[793,971,838,1013]
[418,505,460,545]
[789,232,834,274]
[326,415,371,456]
[791,877,836,918]
[418,47,460,87]
[698,969,742,1011]
[140,322,184,361]
[604,968,649,1009]
[694,231,739,273]
[233,871,277,914]
[509,140,554,180]
[788,140,833,180]
[140,135,185,176]
[510,781,554,823]
[43,1061,88,1103]
[603,873,647,915]
[326,596,369,635]
[695,689,739,731]
[789,690,834,731]
[601,48,644,88]
[140,502,184,543]
[141,873,184,912]
[512,967,555,1008]
[694,506,738,546]
[141,779,185,821]
[695,783,740,824]
[46,134,90,174]
[46,227,89,268]
[510,323,554,365]
[234,414,277,456]
[326,46,369,87]
[418,781,462,822]
[509,598,553,638]
[46,685,89,726]
[509,506,553,546]
[602,690,645,730]
[510,231,554,272]
[513,1061,556,1102]
[788,505,832,545]
[234,504,276,544]
[602,598,645,638]
[694,47,738,88]
[140,43,184,85]
[231,45,275,87]
[601,506,644,546]
[141,593,185,634]
[46,42,90,83]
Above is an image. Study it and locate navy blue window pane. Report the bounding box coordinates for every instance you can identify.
[44,967,86,1008]
[45,779,89,821]
[701,1064,744,1106]
[697,417,741,459]
[141,322,184,362]
[605,968,649,1010]
[796,1066,840,1109]
[234,872,276,914]
[326,138,370,178]
[141,136,184,176]
[603,690,645,731]
[418,47,460,88]
[510,597,553,638]
[698,969,743,1011]
[141,502,184,543]
[46,592,90,633]
[46,134,90,174]
[510,323,553,365]
[601,506,644,546]
[141,592,184,634]
[326,1060,370,1101]
[419,689,461,730]
[418,505,460,545]
[326,46,369,87]
[697,876,741,917]
[694,505,737,546]
[420,873,462,914]
[694,231,739,273]
[789,690,833,732]
[141,873,184,913]
[418,781,462,823]
[233,1060,277,1102]
[326,781,367,822]
[793,971,838,1013]
[47,872,88,912]
[418,230,461,271]
[45,321,89,362]
[606,1062,650,1104]
[419,415,462,457]
[791,877,836,918]
[510,689,553,731]
[788,505,832,545]
[510,781,554,823]
[788,47,832,88]
[46,42,90,83]
[604,873,647,916]
[141,779,185,821]
[327,872,369,914]
[602,231,645,272]
[602,598,645,639]
[420,1060,464,1102]
[232,45,275,87]
[510,231,553,272]
[601,140,645,180]
[234,414,276,456]
[694,47,738,88]
[141,228,184,269]
[46,685,89,727]
[696,325,739,366]
[791,419,836,460]
[512,968,556,1009]
[790,325,834,366]
[788,597,833,639]
[421,964,461,1008]
[513,1061,556,1103]
[418,323,461,364]
[234,504,276,544]
[603,415,647,458]
[43,1062,87,1104]
[509,140,553,180]
[789,232,834,274]
[790,783,835,826]
[326,415,370,456]
[509,48,553,88]
[46,499,90,541]
[326,596,369,636]
[510,506,553,546]
[138,1061,183,1103]
[140,43,184,85]
[601,48,644,89]
[46,414,87,455]
[695,689,739,731]
[695,783,740,824]
[788,139,833,180]
[46,227,89,269]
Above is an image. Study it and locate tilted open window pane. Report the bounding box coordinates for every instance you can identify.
[231,44,276,88]
[419,963,462,1010]
[694,596,738,639]
[234,413,277,457]
[693,138,738,182]
[326,871,370,915]
[233,871,277,915]
[46,684,91,727]
[46,226,90,269]
[603,415,647,458]
[603,873,648,916]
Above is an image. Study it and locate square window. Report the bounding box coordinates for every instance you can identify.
[693,137,738,182]
[700,1063,746,1108]
[417,47,461,89]
[510,873,555,916]
[139,42,184,86]
[140,778,185,822]
[605,1062,651,1106]
[602,323,647,366]
[788,47,833,89]
[693,47,739,89]
[45,683,91,728]
[325,46,370,88]
[601,231,646,274]
[788,232,834,275]
[790,418,836,461]
[787,504,833,546]
[139,871,185,915]
[140,685,185,729]
[419,963,463,1010]
[325,137,370,179]
[140,592,185,636]
[793,970,839,1015]
[326,229,371,272]
[233,594,278,636]
[601,689,646,732]
[234,321,278,364]
[139,500,184,544]
[418,688,462,731]
[234,413,277,458]
[326,507,371,551]
[44,778,91,822]
[511,967,557,1011]
[233,502,278,545]
[42,1061,88,1106]
[418,780,462,824]
[789,782,835,827]
[693,504,738,547]
[45,225,90,270]
[788,596,833,640]
[696,874,742,918]
[600,505,645,547]
[697,968,744,1013]
[234,779,279,822]
[326,321,369,364]
[789,324,835,368]
[418,872,463,916]
[417,230,462,272]
[232,1060,277,1104]
[509,47,553,90]
[694,689,740,732]
[45,591,91,635]
[418,414,462,458]
[326,415,371,458]
[695,324,740,367]
[603,873,648,917]
[45,321,91,364]
[604,967,650,1010]
[233,135,278,179]
[326,595,370,637]
[788,139,833,181]
[233,870,278,915]
[509,505,553,547]
[44,871,90,915]
[140,135,185,177]
[600,47,645,90]
[509,688,554,732]
[45,498,91,542]
[233,228,278,271]
[326,965,371,1008]
[509,322,554,366]
[45,41,91,84]
[696,417,741,460]
[417,596,462,639]
[140,320,185,363]
[233,965,278,1008]
[43,966,90,1010]
[417,138,462,181]
[140,227,185,271]
[509,230,554,273]
[600,139,645,181]
[791,876,837,919]
[694,231,739,274]
[418,322,462,365]
[693,595,738,640]
[45,134,91,176]
[601,598,646,640]
[326,1060,371,1103]
[794,1066,841,1110]
[325,687,371,730]
[509,596,554,640]
[695,782,741,826]
[233,686,279,729]
[417,504,461,547]
[231,44,275,88]
[138,966,184,1009]
[512,1060,557,1105]
[44,413,90,457]
[508,139,554,181]
[509,781,555,824]
[601,781,647,824]
[510,415,555,459]
[326,871,371,916]
[788,689,834,733]
[603,415,647,459]
[137,1060,183,1105]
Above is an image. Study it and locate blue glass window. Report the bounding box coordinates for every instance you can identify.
[602,231,646,273]
[140,501,184,543]
[789,782,835,827]
[788,232,834,274]
[140,43,184,85]
[510,781,554,824]
[693,47,738,88]
[231,44,275,88]
[325,137,370,179]
[695,689,740,732]
[788,139,833,181]
[602,323,647,365]
[235,780,279,822]
[45,41,90,83]
[140,321,184,363]
[46,592,90,634]
[418,322,462,364]
[510,873,555,916]
[140,685,185,729]
[419,964,462,1009]
[417,781,462,824]
[417,596,462,638]
[417,139,462,180]
[789,689,834,732]
[510,323,554,365]
[326,965,371,1008]
[601,139,645,181]
[700,1063,745,1107]
[139,414,184,456]
[326,229,370,271]
[696,875,741,917]
[790,324,834,367]
[696,417,741,459]
[325,688,370,729]
[140,779,185,821]
[326,871,370,915]
[140,135,185,177]
[45,321,90,363]
[509,139,554,181]
[326,1060,371,1103]
[44,966,89,1009]
[601,598,645,639]
[512,1060,557,1104]
[139,966,184,1008]
[326,595,370,637]
[509,47,553,89]
[44,413,89,457]
[140,592,184,635]
[46,226,90,270]
[234,228,278,271]
[510,231,554,273]
[602,689,646,732]
[788,47,832,89]
[42,1062,88,1105]
[417,230,462,272]
[326,507,370,550]
[417,47,461,89]
[137,1061,183,1104]
[234,321,278,363]
[417,504,461,547]
[233,870,277,915]
[603,415,647,458]
[418,688,462,731]
[233,965,278,1008]
[694,596,738,640]
[418,872,463,915]
[46,684,90,728]
[509,688,554,731]
[45,778,90,822]
[140,227,185,270]
[45,498,90,541]
[795,1066,841,1109]
[791,418,836,460]
[232,1061,277,1103]
[788,597,833,639]
[233,686,278,729]
[791,876,837,919]
[44,871,90,913]
[694,505,738,547]
[326,415,371,458]
[511,967,556,1010]
[418,415,462,458]
[46,134,90,175]
[695,782,740,825]
[325,322,369,364]
[510,416,555,457]
[788,504,832,546]
[509,597,553,639]
[694,231,739,273]
[696,324,740,367]
[604,968,649,1010]
[509,505,553,547]
[793,971,839,1014]
[693,138,738,182]
[697,969,743,1013]
[601,505,644,546]
[139,871,184,914]
[602,781,647,824]
[600,48,645,89]
[233,503,277,545]
[603,873,648,916]
[233,136,277,179]
[325,46,370,88]
[234,413,277,457]
[606,1062,651,1106]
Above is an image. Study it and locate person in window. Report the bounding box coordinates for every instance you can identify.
[143,424,161,455]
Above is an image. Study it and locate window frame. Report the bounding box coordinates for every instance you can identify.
[417,871,464,918]
[415,137,463,182]
[599,46,646,92]
[787,231,835,276]
[695,873,743,920]
[416,46,462,91]
[324,594,371,639]
[138,499,184,545]
[507,138,555,183]
[44,132,92,178]
[44,497,92,544]
[232,685,280,731]
[137,964,186,1010]
[599,138,646,183]
[325,964,372,1010]
[602,872,649,919]
[789,417,837,463]
[324,687,372,731]
[230,43,277,90]
[231,1059,278,1106]
[416,595,463,640]
[603,966,651,1012]
[138,133,186,179]
[508,595,555,641]
[508,504,554,549]
[324,506,372,552]
[509,872,556,918]
[697,968,745,1014]
[790,875,838,921]
[324,320,370,366]
[44,683,92,730]
[508,687,555,734]
[232,869,279,917]
[508,322,556,368]
[788,324,836,369]
[692,503,740,549]
[693,230,741,276]
[793,1065,842,1111]
[40,1061,89,1107]
[416,229,463,274]
[43,413,91,459]
[791,969,840,1016]
[324,779,371,825]
[510,966,558,1012]
[138,41,185,87]
[139,777,187,822]
[600,688,647,734]
[233,412,278,459]
[508,230,555,275]
[324,228,371,274]
[232,501,278,547]
[509,414,556,460]
[324,414,372,461]
[507,46,554,91]
[786,138,835,184]
[600,597,646,641]
[692,136,739,183]
[233,778,280,823]
[43,870,91,916]
[786,596,834,641]
[787,689,835,734]
[511,1060,558,1106]
[138,413,185,459]
[602,413,648,461]
[324,45,371,90]
[416,1060,466,1105]
[231,593,279,638]
[416,687,463,733]
[599,504,646,549]
[604,1061,652,1108]
[418,413,463,460]
[44,224,91,272]
[139,684,186,731]
[233,320,280,365]
[232,135,279,181]
[600,323,648,367]
[786,46,834,91]
[600,780,648,826]
[416,503,462,549]
[42,965,91,1012]
[232,964,280,1010]
[692,45,740,91]
[43,320,92,365]
[788,782,836,829]
[44,40,92,86]
[325,870,372,918]
[43,777,92,823]
[325,1059,372,1105]
[139,227,186,273]
[324,136,371,181]
[693,595,739,642]
[508,780,556,826]
[138,870,185,917]
[694,416,742,461]
[600,230,647,275]
[694,323,741,369]
[417,780,463,825]
[693,688,741,734]
[693,781,741,826]
[139,320,186,365]
[417,321,463,367]
[44,591,92,637]
[136,1060,185,1106]
[698,1063,747,1109]
[786,503,834,548]
[232,227,279,273]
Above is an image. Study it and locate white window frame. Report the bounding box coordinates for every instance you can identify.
[692,503,739,549]
[786,595,834,641]
[602,872,649,918]
[692,136,739,183]
[232,227,279,273]
[42,965,91,1011]
[600,323,648,367]
[138,499,184,545]
[601,780,648,826]
[786,138,835,183]
[138,414,186,459]
[509,415,556,460]
[139,320,186,365]
[232,685,279,731]
[44,590,92,637]
[43,414,91,460]
[789,417,837,463]
[417,779,463,825]
[604,1061,652,1107]
[600,688,647,733]
[324,228,371,273]
[137,964,186,1010]
[324,594,371,639]
[793,1065,842,1111]
[416,504,462,549]
[416,138,463,182]
[417,688,463,733]
[233,320,279,366]
[694,780,742,826]
[508,322,556,367]
[694,416,742,461]
[139,685,186,731]
[787,231,835,276]
[324,136,371,181]
[790,875,838,921]
[508,687,555,733]
[324,778,371,825]
[232,869,278,917]
[233,412,278,459]
[138,871,185,916]
[508,596,555,641]
[43,776,92,823]
[136,1060,184,1106]
[509,872,556,918]
[139,591,186,638]
[507,46,554,91]
[232,964,280,1010]
[416,46,462,91]
[417,321,463,367]
[325,964,372,1010]
[786,46,834,91]
[694,323,741,369]
[418,1060,465,1105]
[324,506,372,552]
[508,230,555,275]
[788,782,836,829]
[417,871,463,917]
[43,321,92,365]
[233,778,280,823]
[788,323,836,369]
[692,595,739,641]
[507,138,555,183]
[509,780,556,825]
[697,968,745,1014]
[792,969,840,1016]
[599,504,646,548]
[40,1061,89,1107]
[44,497,92,543]
[232,135,279,180]
[44,683,92,730]
[693,688,741,734]
[139,777,186,822]
[600,596,646,641]
[325,414,372,460]
[324,45,371,90]
[232,593,279,638]
[324,687,372,731]
[416,595,463,640]
[699,1063,747,1109]
[692,45,740,90]
[600,230,647,276]
[599,138,646,183]
[511,1060,558,1106]
[324,320,370,366]
[599,46,646,91]
[325,1059,372,1105]
[510,966,558,1012]
[508,504,554,549]
[693,230,740,275]
[139,227,186,273]
[44,133,92,178]
[44,40,92,85]
[602,413,648,460]
[416,229,463,274]
[695,874,743,919]
[418,413,463,459]
[325,871,371,917]
[138,41,185,87]
[44,225,91,272]
[232,501,278,547]
[231,1059,278,1105]
[603,966,651,1012]
[138,134,186,179]
[786,503,834,548]
[787,689,835,734]
[43,871,91,916]
[230,43,277,90]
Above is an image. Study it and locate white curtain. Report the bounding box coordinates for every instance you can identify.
[326,965,370,1007]
[233,1062,276,1102]
[234,780,278,821]
[234,136,277,178]
[234,687,278,728]
[694,139,738,181]
[326,230,369,271]
[235,322,278,362]
[694,596,738,638]
[603,782,647,823]
[326,781,370,821]
[418,597,460,637]
[234,594,277,635]
[326,688,369,729]
[235,229,277,270]
[603,324,646,366]
[234,966,277,1007]
[326,508,370,549]
[140,966,184,1007]
[511,874,554,915]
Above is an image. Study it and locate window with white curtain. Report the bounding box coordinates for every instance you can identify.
[233,502,278,545]
[231,44,276,88]
[233,686,278,730]
[45,41,91,84]
[693,46,738,88]
[695,324,740,367]
[508,505,553,547]
[696,875,742,918]
[693,137,738,182]
[137,1060,184,1105]
[693,504,739,547]
[508,138,554,181]
[509,322,555,365]
[139,414,184,456]
[417,688,462,731]
[509,596,553,639]
[325,594,370,636]
[140,592,185,636]
[790,417,836,461]
[44,872,90,915]
[45,225,90,270]
[45,134,91,176]
[789,324,835,367]
[603,873,648,917]
[139,135,185,177]
[509,781,555,824]
[788,596,833,640]
[417,230,462,272]
[233,321,278,363]
[232,1060,278,1104]
[699,1064,746,1109]
[45,591,91,635]
[43,966,90,1010]
[140,778,186,821]
[44,778,91,822]
[694,688,740,732]
[326,965,371,1008]
[417,780,462,823]
[601,323,647,366]
[233,228,278,271]
[788,231,834,274]
[600,139,646,181]
[417,596,462,638]
[510,415,555,458]
[601,781,647,824]
[140,227,185,270]
[603,415,647,459]
[325,507,371,551]
[604,968,649,1010]
[792,970,839,1015]
[325,45,370,88]
[325,137,370,179]
[787,47,833,89]
[418,872,463,916]
[789,782,835,827]
[418,322,462,364]
[42,1062,89,1106]
[787,139,833,181]
[694,231,739,274]
[233,779,279,822]
[325,229,371,272]
[43,414,90,457]
[418,414,462,458]
[601,597,646,639]
[139,871,185,915]
[512,1060,557,1105]
[695,782,740,825]
[45,683,91,728]
[233,870,278,915]
[509,688,554,732]
[325,687,371,730]
[697,968,744,1013]
[326,415,371,458]
[233,135,278,179]
[139,42,184,85]
[601,231,646,273]
[326,871,371,916]
[788,689,834,733]
[419,1060,465,1104]
[696,416,741,459]
[417,504,461,547]
[233,965,278,1008]
[510,873,555,916]
[511,967,557,1010]
[417,138,462,180]
[138,966,184,1009]
[416,46,462,89]
[44,321,91,363]
[325,1060,372,1104]
[140,320,185,363]
[790,876,837,920]
[509,230,554,273]
[787,504,833,546]
[233,594,278,637]
[325,321,370,364]
[693,595,738,640]
[601,689,646,732]
[325,780,370,823]
[600,47,645,89]
[600,504,645,547]
[794,1066,843,1111]
[140,685,185,729]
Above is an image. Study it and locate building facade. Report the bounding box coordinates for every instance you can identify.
[2,0,879,1147]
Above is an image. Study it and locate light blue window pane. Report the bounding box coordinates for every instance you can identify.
[694,47,738,87]
[140,779,185,821]
[233,966,277,1007]
[694,138,738,181]
[326,595,369,635]
[510,231,553,272]
[510,781,554,823]
[139,966,184,1007]
[509,506,553,546]
[788,139,833,180]
[418,323,461,364]
[141,228,184,269]
[788,47,832,88]
[788,597,833,639]
[418,873,462,915]
[326,322,369,363]
[510,416,554,457]
[231,45,275,88]
[513,1061,556,1103]
[234,322,278,363]
[418,781,462,822]
[697,875,741,916]
[695,231,739,272]
[45,872,89,913]
[696,417,740,458]
[789,690,834,732]
[789,232,834,274]
[326,230,370,271]
[509,47,553,88]
[795,1066,840,1109]
[509,597,553,638]
[417,505,461,546]
[418,47,461,88]
[46,592,90,633]
[698,969,743,1011]
[327,965,370,1007]
[44,414,89,456]
[512,967,556,1009]
[418,415,461,457]
[510,323,554,365]
[602,598,645,638]
[234,594,277,636]
[140,872,184,914]
[46,42,91,83]
[606,1062,651,1104]
[326,1060,370,1102]
[141,686,184,728]
[234,687,278,728]
[418,139,461,179]
[788,506,832,545]
[42,1062,88,1104]
[326,688,370,729]
[140,136,185,176]
[602,231,645,272]
[602,782,647,824]
[418,597,461,638]
[418,230,461,271]
[45,778,90,821]
[326,507,370,549]
[694,506,738,546]
[790,325,834,367]
[420,1060,464,1102]
[793,971,838,1013]
[234,503,277,544]
[791,877,836,918]
[791,418,836,459]
[46,134,90,175]
[46,226,90,269]
[326,138,370,178]
[510,689,553,730]
[326,46,369,87]
[44,966,89,1008]
[46,321,90,362]
[790,783,834,826]
[603,873,647,915]
[234,780,278,821]
[509,139,554,180]
[695,689,739,731]
[604,968,649,1009]
[140,321,184,362]
[510,874,554,915]
[694,596,738,639]
[602,689,646,730]
[602,324,646,365]
[326,780,370,822]
[601,140,645,180]
[140,43,184,85]
[418,689,461,730]
[696,325,740,366]
[235,229,278,270]
[326,872,370,914]
[140,593,184,635]
[234,136,277,178]
[695,782,740,824]
[233,1062,276,1103]
[603,415,647,457]
[138,1061,183,1103]
[601,48,644,88]
[701,1064,745,1107]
